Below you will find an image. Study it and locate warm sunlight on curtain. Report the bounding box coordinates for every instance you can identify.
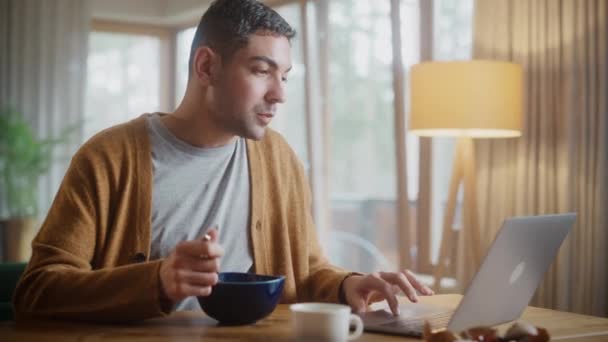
[471,0,607,316]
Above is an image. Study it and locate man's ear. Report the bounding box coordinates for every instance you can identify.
[192,46,221,86]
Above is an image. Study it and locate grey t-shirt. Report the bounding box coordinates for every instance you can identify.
[146,113,253,310]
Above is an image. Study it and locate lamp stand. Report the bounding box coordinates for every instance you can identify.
[432,136,481,291]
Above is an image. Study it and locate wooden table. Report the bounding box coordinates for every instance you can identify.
[1,295,608,341]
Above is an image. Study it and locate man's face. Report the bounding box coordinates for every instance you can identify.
[209,33,292,140]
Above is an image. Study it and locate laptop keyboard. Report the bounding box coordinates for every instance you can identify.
[379,310,454,335]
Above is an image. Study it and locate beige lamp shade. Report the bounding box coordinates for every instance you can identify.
[409,60,523,138]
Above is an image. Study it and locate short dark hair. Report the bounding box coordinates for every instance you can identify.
[188,0,296,76]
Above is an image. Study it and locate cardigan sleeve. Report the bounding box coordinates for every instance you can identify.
[304,216,355,303]
[13,140,170,322]
[294,159,353,303]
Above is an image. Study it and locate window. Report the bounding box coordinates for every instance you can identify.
[402,0,421,202]
[434,0,474,61]
[326,0,400,273]
[261,0,474,275]
[271,4,309,166]
[175,27,196,106]
[85,27,169,140]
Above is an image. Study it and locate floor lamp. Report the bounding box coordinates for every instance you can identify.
[408,61,523,290]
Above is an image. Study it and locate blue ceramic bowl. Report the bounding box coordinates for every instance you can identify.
[197,272,285,325]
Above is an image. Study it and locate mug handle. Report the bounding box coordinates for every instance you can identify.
[348,314,364,340]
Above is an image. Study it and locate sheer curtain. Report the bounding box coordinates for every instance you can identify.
[472,0,607,316]
[0,0,90,220]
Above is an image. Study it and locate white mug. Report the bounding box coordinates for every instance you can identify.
[290,303,364,341]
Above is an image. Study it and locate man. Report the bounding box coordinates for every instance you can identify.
[14,0,432,322]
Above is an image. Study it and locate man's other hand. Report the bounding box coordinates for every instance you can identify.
[159,228,224,303]
[342,270,434,316]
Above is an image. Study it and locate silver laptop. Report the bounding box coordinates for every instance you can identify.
[360,213,576,336]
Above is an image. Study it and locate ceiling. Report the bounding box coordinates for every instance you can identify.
[91,0,212,27]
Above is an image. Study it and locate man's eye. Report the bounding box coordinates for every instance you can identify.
[281,76,288,83]
[254,69,269,75]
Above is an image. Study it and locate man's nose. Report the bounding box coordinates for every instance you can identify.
[266,77,286,104]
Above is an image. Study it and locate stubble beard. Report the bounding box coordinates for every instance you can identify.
[215,107,266,141]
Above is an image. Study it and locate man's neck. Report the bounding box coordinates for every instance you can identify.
[161,105,237,149]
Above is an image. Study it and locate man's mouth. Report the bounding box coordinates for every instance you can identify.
[256,112,274,125]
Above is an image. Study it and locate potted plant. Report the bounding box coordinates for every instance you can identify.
[0,105,77,261]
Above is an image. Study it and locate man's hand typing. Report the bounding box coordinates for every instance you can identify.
[341,270,434,316]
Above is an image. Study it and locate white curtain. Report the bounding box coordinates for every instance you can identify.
[0,0,91,220]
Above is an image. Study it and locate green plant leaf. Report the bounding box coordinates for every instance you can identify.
[0,105,80,218]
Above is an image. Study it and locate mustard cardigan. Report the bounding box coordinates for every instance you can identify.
[13,115,350,322]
